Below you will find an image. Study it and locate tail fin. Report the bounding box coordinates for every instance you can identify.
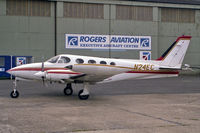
[156,36,191,68]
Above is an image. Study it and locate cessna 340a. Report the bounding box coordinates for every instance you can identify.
[7,35,191,100]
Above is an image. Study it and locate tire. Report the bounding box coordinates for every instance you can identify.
[64,87,73,96]
[10,90,19,98]
[78,90,89,100]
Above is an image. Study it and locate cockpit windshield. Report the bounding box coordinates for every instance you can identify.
[47,56,59,63]
[58,56,71,63]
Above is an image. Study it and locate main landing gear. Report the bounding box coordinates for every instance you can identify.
[78,83,90,100]
[10,79,19,98]
[63,83,73,96]
[63,83,90,100]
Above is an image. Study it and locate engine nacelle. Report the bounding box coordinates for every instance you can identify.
[45,70,80,81]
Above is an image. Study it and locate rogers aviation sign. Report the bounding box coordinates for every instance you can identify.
[65,34,151,50]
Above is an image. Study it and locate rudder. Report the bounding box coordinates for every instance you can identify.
[156,36,191,67]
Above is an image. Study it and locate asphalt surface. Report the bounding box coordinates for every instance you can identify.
[0,76,200,133]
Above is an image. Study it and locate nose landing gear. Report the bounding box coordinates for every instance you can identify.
[10,79,19,98]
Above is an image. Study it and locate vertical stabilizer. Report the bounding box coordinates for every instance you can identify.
[156,36,191,67]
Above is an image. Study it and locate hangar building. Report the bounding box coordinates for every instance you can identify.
[0,0,200,67]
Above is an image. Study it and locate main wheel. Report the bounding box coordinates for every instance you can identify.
[10,90,19,98]
[64,87,73,96]
[78,89,89,100]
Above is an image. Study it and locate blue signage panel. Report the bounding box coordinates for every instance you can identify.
[65,34,151,50]
[140,51,151,60]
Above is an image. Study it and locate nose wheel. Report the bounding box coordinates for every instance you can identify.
[10,79,19,98]
[10,89,19,98]
[64,83,73,96]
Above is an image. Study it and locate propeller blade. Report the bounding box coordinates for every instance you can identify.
[42,76,48,87]
[41,56,47,86]
[41,56,44,72]
[34,56,47,86]
[34,71,48,86]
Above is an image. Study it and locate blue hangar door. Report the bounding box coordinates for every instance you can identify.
[0,56,33,78]
[0,56,11,78]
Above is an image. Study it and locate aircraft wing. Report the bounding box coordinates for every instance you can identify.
[70,74,113,83]
[70,64,132,83]
[45,64,132,83]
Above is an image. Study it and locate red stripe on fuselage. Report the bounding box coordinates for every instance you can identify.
[126,71,179,74]
[8,68,68,72]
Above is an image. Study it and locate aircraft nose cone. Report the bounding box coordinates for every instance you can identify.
[6,68,14,75]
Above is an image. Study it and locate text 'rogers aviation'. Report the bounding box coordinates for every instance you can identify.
[7,36,191,100]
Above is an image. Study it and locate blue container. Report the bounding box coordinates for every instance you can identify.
[0,55,33,79]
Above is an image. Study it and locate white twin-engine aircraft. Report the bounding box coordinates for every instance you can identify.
[7,36,191,100]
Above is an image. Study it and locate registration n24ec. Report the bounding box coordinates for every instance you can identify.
[133,64,154,71]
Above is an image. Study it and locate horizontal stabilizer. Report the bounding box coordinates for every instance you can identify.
[159,66,181,70]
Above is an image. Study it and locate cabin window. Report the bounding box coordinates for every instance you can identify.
[76,58,84,64]
[100,61,107,64]
[110,62,116,65]
[58,57,71,63]
[88,60,96,64]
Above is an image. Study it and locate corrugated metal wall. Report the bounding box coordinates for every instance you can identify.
[116,5,153,21]
[161,8,195,23]
[7,0,51,16]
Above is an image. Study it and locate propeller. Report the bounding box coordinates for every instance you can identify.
[41,56,44,71]
[41,56,45,85]
[41,56,48,87]
[34,56,48,87]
